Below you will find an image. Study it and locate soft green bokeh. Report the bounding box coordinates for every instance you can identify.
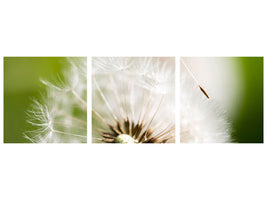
[4,57,69,143]
[231,57,263,143]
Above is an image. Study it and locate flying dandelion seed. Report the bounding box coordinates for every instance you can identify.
[92,57,175,144]
[24,57,87,143]
[180,58,231,143]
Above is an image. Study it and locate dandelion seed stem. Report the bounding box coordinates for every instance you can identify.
[109,73,124,118]
[138,74,146,123]
[53,130,87,138]
[93,76,118,121]
[122,68,128,119]
[154,125,175,139]
[140,91,153,123]
[92,109,109,125]
[71,89,87,107]
[129,73,135,124]
[59,111,87,125]
[180,58,210,99]
[53,122,87,130]
[180,58,199,85]
[95,127,108,133]
[142,95,164,136]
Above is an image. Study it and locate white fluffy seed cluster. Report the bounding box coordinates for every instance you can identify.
[92,57,175,143]
[180,66,231,143]
[25,58,87,143]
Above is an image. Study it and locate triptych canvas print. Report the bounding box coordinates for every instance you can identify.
[3,57,263,143]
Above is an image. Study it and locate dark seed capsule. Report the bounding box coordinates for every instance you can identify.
[199,85,210,99]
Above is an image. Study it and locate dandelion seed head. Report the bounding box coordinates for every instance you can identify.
[115,134,137,144]
[93,57,175,143]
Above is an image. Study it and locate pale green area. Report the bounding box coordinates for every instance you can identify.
[4,57,69,143]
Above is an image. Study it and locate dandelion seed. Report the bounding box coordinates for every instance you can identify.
[92,57,175,144]
[180,58,231,143]
[24,57,87,143]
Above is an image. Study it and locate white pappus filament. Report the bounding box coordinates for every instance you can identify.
[180,59,231,143]
[92,57,175,143]
[25,57,87,143]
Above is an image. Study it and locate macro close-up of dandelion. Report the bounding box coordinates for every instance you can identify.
[1,3,266,200]
[180,58,231,143]
[25,58,87,143]
[3,56,262,143]
[4,57,87,143]
[180,57,263,143]
[92,57,175,143]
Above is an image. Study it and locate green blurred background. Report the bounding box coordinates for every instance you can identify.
[231,57,263,143]
[4,57,69,143]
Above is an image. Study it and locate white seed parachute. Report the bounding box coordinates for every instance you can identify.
[25,58,87,143]
[92,57,175,143]
[180,59,231,143]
